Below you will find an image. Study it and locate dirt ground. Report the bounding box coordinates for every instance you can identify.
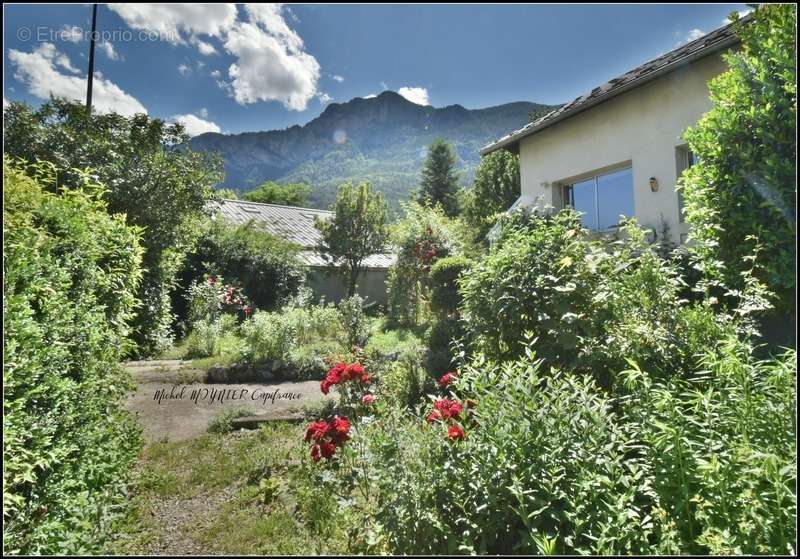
[124,359,333,442]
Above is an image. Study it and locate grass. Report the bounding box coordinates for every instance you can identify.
[109,423,348,555]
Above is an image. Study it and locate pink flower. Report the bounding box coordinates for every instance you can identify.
[361,393,376,405]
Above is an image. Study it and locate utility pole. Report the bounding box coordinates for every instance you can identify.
[86,3,98,113]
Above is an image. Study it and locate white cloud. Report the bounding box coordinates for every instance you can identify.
[60,25,83,43]
[56,52,81,74]
[194,39,218,56]
[223,7,320,110]
[178,63,191,77]
[99,41,121,61]
[331,74,344,82]
[674,28,706,47]
[724,9,753,25]
[171,113,221,136]
[3,97,9,109]
[198,107,209,118]
[363,94,377,99]
[317,92,333,104]
[107,3,238,44]
[8,43,146,115]
[111,3,321,112]
[210,69,221,78]
[397,86,429,106]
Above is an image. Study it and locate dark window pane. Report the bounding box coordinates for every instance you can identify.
[597,168,633,230]
[571,178,597,230]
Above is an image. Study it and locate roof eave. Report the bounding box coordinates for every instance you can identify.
[480,34,740,156]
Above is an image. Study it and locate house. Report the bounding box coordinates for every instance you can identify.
[213,199,395,305]
[482,18,748,245]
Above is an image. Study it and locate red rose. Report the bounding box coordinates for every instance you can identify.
[426,410,442,423]
[438,372,457,387]
[433,399,463,420]
[320,442,337,459]
[447,424,466,441]
[304,420,329,442]
[331,416,351,440]
[310,444,322,462]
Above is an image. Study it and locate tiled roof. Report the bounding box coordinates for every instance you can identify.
[213,199,395,270]
[482,16,749,155]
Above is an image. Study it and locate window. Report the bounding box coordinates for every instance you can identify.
[564,167,634,231]
[675,146,697,223]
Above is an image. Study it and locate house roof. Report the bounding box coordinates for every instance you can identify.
[481,16,749,155]
[213,199,396,270]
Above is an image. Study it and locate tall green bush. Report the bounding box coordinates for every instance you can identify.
[176,220,305,326]
[387,202,464,327]
[460,208,734,388]
[3,99,223,356]
[681,5,797,314]
[3,160,144,554]
[461,150,520,244]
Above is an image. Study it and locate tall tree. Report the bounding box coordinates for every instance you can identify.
[418,139,460,217]
[461,150,521,244]
[315,182,389,296]
[682,5,796,315]
[3,98,223,355]
[242,180,311,206]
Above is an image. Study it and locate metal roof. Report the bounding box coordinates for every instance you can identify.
[481,16,748,155]
[213,199,395,270]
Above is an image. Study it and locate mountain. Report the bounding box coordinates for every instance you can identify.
[190,91,554,210]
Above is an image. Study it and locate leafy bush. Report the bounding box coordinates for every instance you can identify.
[208,406,255,434]
[460,149,521,244]
[337,294,369,348]
[357,337,796,554]
[240,311,299,366]
[3,160,144,554]
[681,5,797,314]
[387,202,464,327]
[428,256,471,318]
[3,99,223,356]
[184,319,224,359]
[425,318,464,376]
[461,208,733,388]
[177,220,305,323]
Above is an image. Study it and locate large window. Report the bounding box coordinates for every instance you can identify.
[564,167,634,231]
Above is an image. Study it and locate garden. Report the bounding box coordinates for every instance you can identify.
[3,5,797,556]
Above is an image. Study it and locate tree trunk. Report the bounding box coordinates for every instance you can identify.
[347,263,359,297]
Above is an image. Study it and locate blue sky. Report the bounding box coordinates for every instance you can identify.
[4,3,751,136]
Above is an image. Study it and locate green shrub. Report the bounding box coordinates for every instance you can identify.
[3,160,144,554]
[378,358,433,410]
[428,256,471,318]
[682,5,797,314]
[460,209,733,388]
[208,406,255,434]
[184,319,223,359]
[425,318,464,376]
[240,311,298,365]
[358,338,796,554]
[177,220,305,323]
[337,294,369,348]
[387,202,465,327]
[3,98,224,357]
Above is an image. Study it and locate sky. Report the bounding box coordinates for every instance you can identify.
[3,3,752,136]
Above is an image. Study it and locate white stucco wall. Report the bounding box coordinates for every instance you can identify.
[307,267,388,307]
[517,52,730,244]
